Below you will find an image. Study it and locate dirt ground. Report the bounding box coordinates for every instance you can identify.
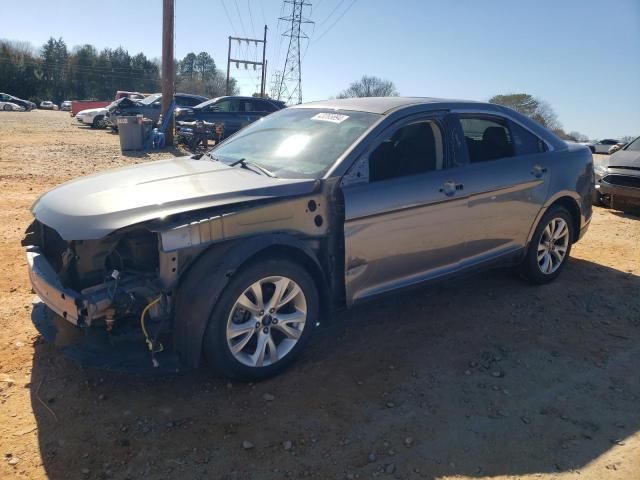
[0,110,638,480]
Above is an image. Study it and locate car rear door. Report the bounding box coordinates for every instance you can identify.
[341,112,470,303]
[450,113,551,265]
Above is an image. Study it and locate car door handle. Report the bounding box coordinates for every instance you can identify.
[531,165,547,177]
[439,180,464,196]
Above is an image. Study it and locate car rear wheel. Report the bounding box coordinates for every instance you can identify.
[3,104,11,111]
[203,257,318,380]
[519,206,574,284]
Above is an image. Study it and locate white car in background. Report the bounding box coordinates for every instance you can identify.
[583,139,625,154]
[40,101,59,110]
[75,107,109,128]
[0,101,25,112]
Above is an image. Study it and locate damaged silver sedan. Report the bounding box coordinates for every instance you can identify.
[24,97,594,379]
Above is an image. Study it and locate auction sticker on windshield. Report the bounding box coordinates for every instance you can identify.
[311,112,350,124]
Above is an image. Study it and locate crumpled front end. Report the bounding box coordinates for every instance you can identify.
[23,220,166,328]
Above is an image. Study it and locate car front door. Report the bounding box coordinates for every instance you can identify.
[451,113,551,265]
[341,113,470,304]
[200,99,245,137]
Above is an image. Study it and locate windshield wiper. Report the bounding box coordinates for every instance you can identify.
[229,158,277,177]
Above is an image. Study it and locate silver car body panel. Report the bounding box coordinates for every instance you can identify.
[31,157,317,240]
[337,104,591,305]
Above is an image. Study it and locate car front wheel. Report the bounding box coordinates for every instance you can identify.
[203,257,318,380]
[92,115,106,128]
[519,206,574,284]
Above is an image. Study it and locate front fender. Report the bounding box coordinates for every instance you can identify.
[173,234,324,368]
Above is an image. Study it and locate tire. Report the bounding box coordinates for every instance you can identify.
[3,104,11,112]
[92,115,105,129]
[202,257,319,380]
[519,206,575,284]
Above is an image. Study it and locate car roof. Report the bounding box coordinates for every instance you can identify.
[289,96,483,115]
[209,96,280,102]
[175,93,208,100]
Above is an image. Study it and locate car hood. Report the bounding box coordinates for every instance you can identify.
[77,108,106,115]
[32,157,317,240]
[605,150,640,170]
[108,97,143,112]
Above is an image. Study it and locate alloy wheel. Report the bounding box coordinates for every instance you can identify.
[226,276,307,367]
[537,218,570,274]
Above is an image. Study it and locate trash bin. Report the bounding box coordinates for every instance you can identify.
[117,115,144,151]
[142,118,154,149]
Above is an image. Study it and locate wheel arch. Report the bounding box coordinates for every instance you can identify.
[173,234,328,368]
[527,194,582,246]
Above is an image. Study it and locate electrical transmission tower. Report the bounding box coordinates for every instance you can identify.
[277,0,313,104]
[270,70,286,100]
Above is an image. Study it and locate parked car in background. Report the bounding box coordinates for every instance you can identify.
[60,100,72,111]
[584,139,624,154]
[70,100,111,117]
[40,101,58,110]
[75,106,110,128]
[175,96,287,139]
[106,92,208,129]
[0,101,26,111]
[0,93,35,111]
[593,135,640,212]
[23,97,594,380]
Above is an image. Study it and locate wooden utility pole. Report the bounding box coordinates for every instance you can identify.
[260,25,268,97]
[162,0,175,145]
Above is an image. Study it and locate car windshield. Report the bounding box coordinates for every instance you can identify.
[139,93,161,105]
[624,137,640,151]
[209,108,380,178]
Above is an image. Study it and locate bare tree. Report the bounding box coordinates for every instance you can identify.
[337,75,398,98]
[489,93,560,130]
[568,131,590,142]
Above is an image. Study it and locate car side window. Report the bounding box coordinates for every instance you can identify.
[208,100,242,112]
[261,101,278,112]
[460,117,514,162]
[244,100,262,112]
[183,97,201,107]
[369,121,444,182]
[509,121,547,155]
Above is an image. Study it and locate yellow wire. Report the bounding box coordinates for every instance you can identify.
[140,296,162,351]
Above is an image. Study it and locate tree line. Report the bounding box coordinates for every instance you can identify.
[0,37,238,104]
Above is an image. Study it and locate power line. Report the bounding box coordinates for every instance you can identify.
[313,0,357,44]
[219,0,238,35]
[259,0,267,27]
[247,0,256,37]
[233,0,248,37]
[0,57,161,82]
[316,0,345,26]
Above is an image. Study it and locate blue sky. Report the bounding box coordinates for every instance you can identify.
[2,0,639,139]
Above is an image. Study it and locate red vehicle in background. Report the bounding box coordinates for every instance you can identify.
[70,91,146,117]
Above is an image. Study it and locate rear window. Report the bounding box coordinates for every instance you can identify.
[460,116,545,162]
